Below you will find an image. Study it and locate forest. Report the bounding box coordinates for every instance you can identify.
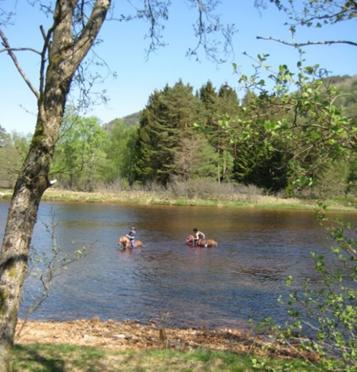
[1,74,356,199]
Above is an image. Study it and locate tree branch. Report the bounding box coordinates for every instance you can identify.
[0,47,41,55]
[257,35,357,48]
[187,0,236,63]
[39,25,54,95]
[72,0,111,66]
[0,29,40,98]
[300,7,353,25]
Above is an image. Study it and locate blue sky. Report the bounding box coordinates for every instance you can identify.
[1,0,356,134]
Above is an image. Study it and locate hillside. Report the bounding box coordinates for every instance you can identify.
[326,74,357,122]
[104,111,141,131]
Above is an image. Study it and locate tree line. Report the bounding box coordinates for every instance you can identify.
[1,74,356,197]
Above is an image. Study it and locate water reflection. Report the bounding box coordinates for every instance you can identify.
[0,201,356,328]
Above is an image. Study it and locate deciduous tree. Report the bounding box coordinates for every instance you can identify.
[0,2,233,367]
[0,1,109,369]
[52,114,109,190]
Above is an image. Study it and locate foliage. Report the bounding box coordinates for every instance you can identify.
[0,125,8,147]
[46,71,357,197]
[0,131,30,188]
[276,207,357,370]
[198,82,240,181]
[174,135,218,180]
[310,160,350,198]
[268,0,357,28]
[133,81,203,185]
[4,71,351,197]
[231,92,290,191]
[237,56,356,195]
[52,113,109,191]
[133,79,245,186]
[329,75,357,126]
[1,75,354,197]
[103,119,138,184]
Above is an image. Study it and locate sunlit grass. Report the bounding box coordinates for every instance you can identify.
[11,343,318,371]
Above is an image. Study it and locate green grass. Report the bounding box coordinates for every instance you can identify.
[11,343,322,371]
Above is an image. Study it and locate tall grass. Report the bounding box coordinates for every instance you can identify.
[96,179,266,202]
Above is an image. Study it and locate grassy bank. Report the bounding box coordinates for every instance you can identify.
[11,343,315,371]
[1,187,356,211]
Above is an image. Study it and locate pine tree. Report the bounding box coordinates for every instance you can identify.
[217,83,240,117]
[133,82,203,185]
[198,82,240,182]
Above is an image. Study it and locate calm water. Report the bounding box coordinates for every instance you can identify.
[0,201,356,328]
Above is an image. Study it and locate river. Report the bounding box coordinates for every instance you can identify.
[0,201,356,328]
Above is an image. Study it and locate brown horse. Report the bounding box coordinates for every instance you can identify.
[118,236,143,250]
[185,234,218,248]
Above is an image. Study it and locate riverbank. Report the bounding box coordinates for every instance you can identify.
[1,188,356,211]
[12,319,315,371]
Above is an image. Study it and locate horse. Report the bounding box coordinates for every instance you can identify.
[185,234,218,248]
[118,235,143,250]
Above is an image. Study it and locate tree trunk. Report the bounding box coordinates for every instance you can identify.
[0,143,51,370]
[0,1,111,369]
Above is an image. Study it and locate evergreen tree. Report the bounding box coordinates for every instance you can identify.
[133,81,203,185]
[218,83,240,116]
[199,81,219,117]
[198,82,240,182]
[232,90,291,191]
[174,135,218,180]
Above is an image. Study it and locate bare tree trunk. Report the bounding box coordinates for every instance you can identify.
[0,1,110,369]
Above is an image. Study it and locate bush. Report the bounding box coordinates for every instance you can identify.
[167,179,264,200]
[276,207,356,370]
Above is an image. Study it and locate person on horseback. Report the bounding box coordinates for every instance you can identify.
[126,226,136,248]
[193,227,205,247]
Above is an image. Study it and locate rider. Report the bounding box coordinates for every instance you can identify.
[193,227,205,246]
[126,226,136,248]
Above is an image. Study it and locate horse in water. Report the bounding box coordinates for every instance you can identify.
[185,234,218,248]
[118,236,143,250]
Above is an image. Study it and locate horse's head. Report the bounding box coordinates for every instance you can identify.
[185,234,194,245]
[118,235,129,247]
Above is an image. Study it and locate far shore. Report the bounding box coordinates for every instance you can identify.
[0,187,356,212]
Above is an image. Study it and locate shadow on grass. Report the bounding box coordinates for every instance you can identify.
[11,344,64,371]
[11,343,105,371]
